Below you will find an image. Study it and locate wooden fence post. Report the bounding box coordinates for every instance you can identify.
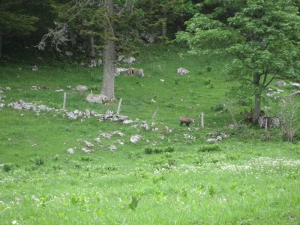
[152,107,159,120]
[63,92,67,110]
[117,98,122,114]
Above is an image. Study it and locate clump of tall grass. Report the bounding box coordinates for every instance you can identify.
[198,145,221,152]
[145,146,175,154]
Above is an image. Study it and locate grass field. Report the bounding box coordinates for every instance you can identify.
[0,44,299,224]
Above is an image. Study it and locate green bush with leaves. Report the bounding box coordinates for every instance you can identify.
[211,103,224,112]
[198,145,221,152]
[145,146,175,154]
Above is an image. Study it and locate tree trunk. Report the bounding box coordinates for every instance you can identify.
[70,30,76,48]
[252,73,261,122]
[101,0,115,101]
[162,22,167,36]
[0,31,2,58]
[253,93,261,122]
[162,17,167,36]
[101,40,115,101]
[89,35,95,57]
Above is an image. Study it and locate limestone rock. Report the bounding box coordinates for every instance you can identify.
[86,94,108,104]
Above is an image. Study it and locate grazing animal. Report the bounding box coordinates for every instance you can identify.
[127,68,144,77]
[180,116,195,127]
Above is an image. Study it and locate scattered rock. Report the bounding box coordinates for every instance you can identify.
[183,134,196,140]
[116,140,124,145]
[112,131,125,137]
[67,148,74,154]
[140,32,157,44]
[94,138,101,143]
[290,82,300,88]
[258,116,280,129]
[88,59,102,67]
[109,145,117,151]
[123,57,136,64]
[101,133,112,139]
[85,109,91,117]
[86,94,108,104]
[115,68,128,76]
[83,140,94,148]
[130,135,141,143]
[66,111,77,119]
[206,136,222,143]
[76,85,88,92]
[65,51,73,56]
[177,67,189,75]
[30,65,38,71]
[123,119,133,124]
[118,55,136,63]
[82,147,92,153]
[276,80,286,87]
[165,126,174,133]
[140,121,150,130]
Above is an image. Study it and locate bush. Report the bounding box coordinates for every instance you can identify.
[3,163,13,172]
[198,69,205,75]
[30,156,45,166]
[204,78,211,85]
[144,146,176,154]
[206,66,212,72]
[145,147,153,154]
[165,146,175,153]
[211,103,224,112]
[154,147,163,154]
[198,145,221,152]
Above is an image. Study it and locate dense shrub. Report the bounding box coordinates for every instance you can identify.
[198,145,221,152]
[145,146,175,154]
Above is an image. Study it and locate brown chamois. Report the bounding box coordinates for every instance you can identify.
[180,116,195,127]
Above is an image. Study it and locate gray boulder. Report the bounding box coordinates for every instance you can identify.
[86,94,108,104]
[276,80,286,87]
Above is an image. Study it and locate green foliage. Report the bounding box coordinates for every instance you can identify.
[30,156,45,166]
[3,163,14,172]
[90,74,103,82]
[198,69,205,75]
[204,78,211,85]
[205,66,212,72]
[174,78,180,84]
[0,1,38,36]
[128,195,140,211]
[81,156,93,162]
[198,145,221,152]
[145,146,175,154]
[177,0,300,121]
[211,103,224,112]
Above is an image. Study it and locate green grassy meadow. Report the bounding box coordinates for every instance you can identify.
[0,44,300,224]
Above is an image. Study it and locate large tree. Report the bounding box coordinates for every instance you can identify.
[177,0,300,122]
[38,0,143,101]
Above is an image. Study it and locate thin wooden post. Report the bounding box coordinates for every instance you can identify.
[201,112,204,128]
[152,107,159,120]
[265,118,268,131]
[63,92,67,110]
[117,98,122,114]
